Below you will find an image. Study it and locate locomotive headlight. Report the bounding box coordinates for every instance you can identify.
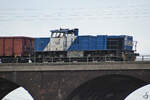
[124,84,150,100]
[2,87,34,100]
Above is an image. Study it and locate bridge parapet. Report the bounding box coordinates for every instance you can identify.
[0,61,150,72]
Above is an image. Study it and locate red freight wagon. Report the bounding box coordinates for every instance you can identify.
[4,38,13,56]
[0,37,34,62]
[0,38,4,56]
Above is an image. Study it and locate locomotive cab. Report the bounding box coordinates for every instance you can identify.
[49,28,78,51]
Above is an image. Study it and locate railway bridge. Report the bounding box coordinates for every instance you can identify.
[0,62,150,100]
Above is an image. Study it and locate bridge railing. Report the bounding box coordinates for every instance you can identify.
[136,55,150,61]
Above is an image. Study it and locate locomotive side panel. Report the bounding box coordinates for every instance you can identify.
[34,38,50,52]
[96,35,107,50]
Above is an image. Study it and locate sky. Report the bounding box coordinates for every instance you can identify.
[0,0,150,55]
[2,87,34,100]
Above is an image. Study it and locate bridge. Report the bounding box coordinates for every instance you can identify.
[0,62,150,100]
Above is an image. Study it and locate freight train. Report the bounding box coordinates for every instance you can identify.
[0,28,138,63]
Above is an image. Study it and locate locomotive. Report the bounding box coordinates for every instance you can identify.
[0,28,138,63]
[34,28,138,62]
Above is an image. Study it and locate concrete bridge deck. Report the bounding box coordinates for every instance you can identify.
[0,61,150,71]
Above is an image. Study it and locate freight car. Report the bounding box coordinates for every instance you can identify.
[33,28,138,63]
[0,37,34,63]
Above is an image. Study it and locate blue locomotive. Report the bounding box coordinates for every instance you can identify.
[34,28,138,62]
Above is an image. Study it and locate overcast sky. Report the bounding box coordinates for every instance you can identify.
[0,0,150,55]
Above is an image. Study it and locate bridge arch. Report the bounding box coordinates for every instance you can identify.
[67,74,147,100]
[0,77,34,100]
